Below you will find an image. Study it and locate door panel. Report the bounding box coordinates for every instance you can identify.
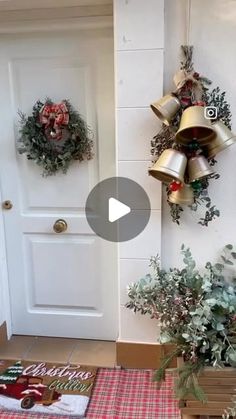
[24,235,101,308]
[0,28,117,339]
[19,162,89,211]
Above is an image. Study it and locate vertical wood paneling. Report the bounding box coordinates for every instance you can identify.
[114,0,164,342]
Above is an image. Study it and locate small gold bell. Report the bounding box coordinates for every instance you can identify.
[148,149,187,184]
[150,94,181,126]
[168,183,194,205]
[176,106,216,145]
[188,155,214,183]
[206,120,236,158]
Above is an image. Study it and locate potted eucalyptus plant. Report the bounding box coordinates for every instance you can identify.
[126,245,236,418]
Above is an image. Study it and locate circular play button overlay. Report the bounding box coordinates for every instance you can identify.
[85,177,151,242]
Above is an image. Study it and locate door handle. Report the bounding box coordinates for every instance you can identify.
[53,219,67,233]
[2,200,13,210]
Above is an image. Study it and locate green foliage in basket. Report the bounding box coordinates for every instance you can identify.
[126,245,236,402]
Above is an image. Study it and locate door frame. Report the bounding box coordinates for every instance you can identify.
[0,186,12,338]
[0,0,114,338]
[0,0,113,35]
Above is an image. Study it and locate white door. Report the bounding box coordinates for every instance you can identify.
[0,27,118,339]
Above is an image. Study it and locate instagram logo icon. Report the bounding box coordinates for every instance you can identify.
[204,106,218,120]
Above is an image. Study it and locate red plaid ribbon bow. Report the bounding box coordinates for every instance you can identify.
[39,102,69,140]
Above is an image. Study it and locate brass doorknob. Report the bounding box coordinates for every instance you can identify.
[53,219,67,233]
[2,200,13,210]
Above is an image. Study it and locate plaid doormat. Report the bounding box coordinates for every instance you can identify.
[0,369,180,419]
[87,369,180,419]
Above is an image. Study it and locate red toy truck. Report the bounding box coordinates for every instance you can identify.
[0,375,61,409]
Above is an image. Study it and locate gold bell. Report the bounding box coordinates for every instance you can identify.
[176,106,216,145]
[150,94,181,125]
[206,120,236,158]
[188,155,214,183]
[149,149,187,184]
[168,183,194,205]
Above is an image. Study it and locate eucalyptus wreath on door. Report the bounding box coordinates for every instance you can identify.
[18,98,93,176]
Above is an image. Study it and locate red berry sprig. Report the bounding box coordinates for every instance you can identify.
[169,181,183,192]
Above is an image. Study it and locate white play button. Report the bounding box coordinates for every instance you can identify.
[108,197,131,223]
[86,177,151,242]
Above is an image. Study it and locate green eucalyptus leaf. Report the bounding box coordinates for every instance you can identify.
[206,298,217,305]
[221,255,234,265]
[228,351,236,364]
[214,263,224,271]
[216,323,225,331]
[160,332,171,343]
[182,333,190,340]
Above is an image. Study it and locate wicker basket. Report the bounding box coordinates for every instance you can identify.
[177,358,236,419]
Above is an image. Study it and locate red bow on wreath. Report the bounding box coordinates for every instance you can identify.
[39,102,69,141]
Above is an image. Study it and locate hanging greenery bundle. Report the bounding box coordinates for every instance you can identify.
[149,46,234,226]
[18,99,93,176]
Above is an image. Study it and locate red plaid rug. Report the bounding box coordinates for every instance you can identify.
[0,369,180,419]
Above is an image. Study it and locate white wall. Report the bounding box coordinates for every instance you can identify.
[162,0,236,269]
[114,0,164,342]
[114,0,236,343]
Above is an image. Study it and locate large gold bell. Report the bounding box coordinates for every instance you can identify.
[176,106,216,145]
[168,183,194,205]
[206,120,236,158]
[188,155,214,183]
[148,149,187,184]
[150,94,181,126]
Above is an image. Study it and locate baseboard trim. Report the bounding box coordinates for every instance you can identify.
[0,322,7,344]
[116,341,177,369]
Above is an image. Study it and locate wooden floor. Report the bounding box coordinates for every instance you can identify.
[0,335,116,367]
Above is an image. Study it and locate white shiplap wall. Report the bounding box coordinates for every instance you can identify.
[163,0,236,270]
[114,0,164,342]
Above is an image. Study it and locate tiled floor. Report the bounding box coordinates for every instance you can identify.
[0,335,117,367]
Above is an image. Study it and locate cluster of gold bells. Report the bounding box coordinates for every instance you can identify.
[148,94,236,205]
